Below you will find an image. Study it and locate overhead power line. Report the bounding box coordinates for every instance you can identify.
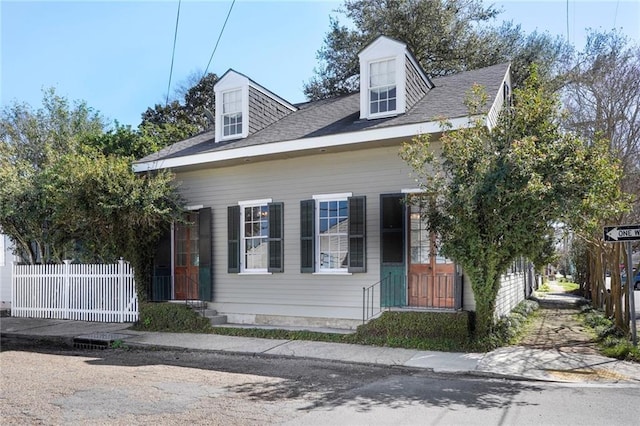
[166,0,182,106]
[203,0,236,79]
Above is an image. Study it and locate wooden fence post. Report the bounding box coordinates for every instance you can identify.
[63,260,71,319]
[118,258,124,323]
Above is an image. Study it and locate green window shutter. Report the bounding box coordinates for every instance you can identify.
[348,196,366,273]
[227,205,240,273]
[268,202,284,273]
[198,207,213,301]
[300,199,315,273]
[152,224,172,301]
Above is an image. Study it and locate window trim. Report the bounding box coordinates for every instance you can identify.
[238,198,272,273]
[359,50,406,120]
[314,194,351,273]
[215,82,249,142]
[221,88,244,139]
[367,58,397,118]
[301,193,366,274]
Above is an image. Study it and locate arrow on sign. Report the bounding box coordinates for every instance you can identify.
[603,224,640,242]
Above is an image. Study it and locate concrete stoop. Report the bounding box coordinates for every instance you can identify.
[202,308,228,326]
[184,301,227,326]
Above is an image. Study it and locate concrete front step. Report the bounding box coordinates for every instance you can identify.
[208,315,228,326]
[200,308,228,325]
[178,300,229,326]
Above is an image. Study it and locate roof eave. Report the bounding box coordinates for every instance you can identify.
[132,115,486,173]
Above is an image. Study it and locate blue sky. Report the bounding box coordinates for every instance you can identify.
[2,0,639,128]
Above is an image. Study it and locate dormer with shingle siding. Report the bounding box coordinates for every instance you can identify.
[214,69,297,142]
[405,56,431,109]
[359,35,433,120]
[248,86,295,135]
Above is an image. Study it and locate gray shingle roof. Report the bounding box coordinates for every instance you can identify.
[135,62,509,164]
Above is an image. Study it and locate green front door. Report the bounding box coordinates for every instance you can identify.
[380,194,406,307]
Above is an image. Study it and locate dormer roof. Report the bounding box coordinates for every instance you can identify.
[358,35,434,120]
[134,62,511,172]
[214,69,297,142]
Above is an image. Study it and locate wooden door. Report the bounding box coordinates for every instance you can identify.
[407,205,455,308]
[174,212,199,300]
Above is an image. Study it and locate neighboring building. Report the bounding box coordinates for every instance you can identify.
[0,232,14,311]
[134,36,526,329]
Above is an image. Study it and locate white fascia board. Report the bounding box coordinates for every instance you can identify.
[132,115,485,173]
[248,82,297,112]
[487,64,511,131]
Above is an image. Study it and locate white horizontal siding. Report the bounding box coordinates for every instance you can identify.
[461,272,526,317]
[175,144,420,321]
[495,273,526,318]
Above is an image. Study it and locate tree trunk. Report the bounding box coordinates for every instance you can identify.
[467,266,501,339]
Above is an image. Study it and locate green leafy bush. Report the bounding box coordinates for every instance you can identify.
[352,311,471,348]
[212,327,348,343]
[213,311,473,351]
[579,306,640,362]
[475,300,540,351]
[134,302,212,333]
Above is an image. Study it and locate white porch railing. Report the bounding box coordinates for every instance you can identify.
[11,259,138,322]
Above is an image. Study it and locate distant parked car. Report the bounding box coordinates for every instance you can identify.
[621,268,640,290]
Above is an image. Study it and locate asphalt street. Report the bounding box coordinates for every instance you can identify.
[2,342,639,425]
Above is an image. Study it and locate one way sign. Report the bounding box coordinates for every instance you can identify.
[604,224,640,242]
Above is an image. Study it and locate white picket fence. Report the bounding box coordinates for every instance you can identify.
[11,259,138,322]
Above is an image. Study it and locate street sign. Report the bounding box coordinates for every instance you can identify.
[603,224,640,242]
[604,223,639,346]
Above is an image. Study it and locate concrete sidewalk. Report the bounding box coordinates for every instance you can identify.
[2,314,640,384]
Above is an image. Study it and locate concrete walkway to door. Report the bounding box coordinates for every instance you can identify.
[477,280,640,382]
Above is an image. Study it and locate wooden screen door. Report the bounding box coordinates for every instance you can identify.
[174,212,199,300]
[407,205,455,308]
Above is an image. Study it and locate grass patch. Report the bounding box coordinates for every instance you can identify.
[350,311,472,351]
[211,311,473,351]
[473,299,540,351]
[537,282,551,293]
[131,300,542,354]
[211,326,349,343]
[557,279,580,292]
[133,302,213,333]
[579,306,640,363]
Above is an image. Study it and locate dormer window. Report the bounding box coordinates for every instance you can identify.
[214,69,296,143]
[369,59,397,115]
[222,89,243,137]
[359,35,433,120]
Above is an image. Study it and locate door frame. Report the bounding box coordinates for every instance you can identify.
[173,211,200,300]
[407,203,456,308]
[380,192,462,310]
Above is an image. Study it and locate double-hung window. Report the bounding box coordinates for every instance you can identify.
[228,200,284,273]
[369,59,396,116]
[318,197,349,271]
[300,194,366,274]
[222,89,243,137]
[242,202,269,272]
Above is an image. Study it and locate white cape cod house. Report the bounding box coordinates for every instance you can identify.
[134,36,531,329]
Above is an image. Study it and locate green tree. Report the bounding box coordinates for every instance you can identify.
[0,90,184,299]
[304,0,570,99]
[139,72,218,152]
[85,122,164,159]
[0,87,104,168]
[400,68,620,339]
[41,151,184,299]
[0,88,106,262]
[561,30,639,330]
